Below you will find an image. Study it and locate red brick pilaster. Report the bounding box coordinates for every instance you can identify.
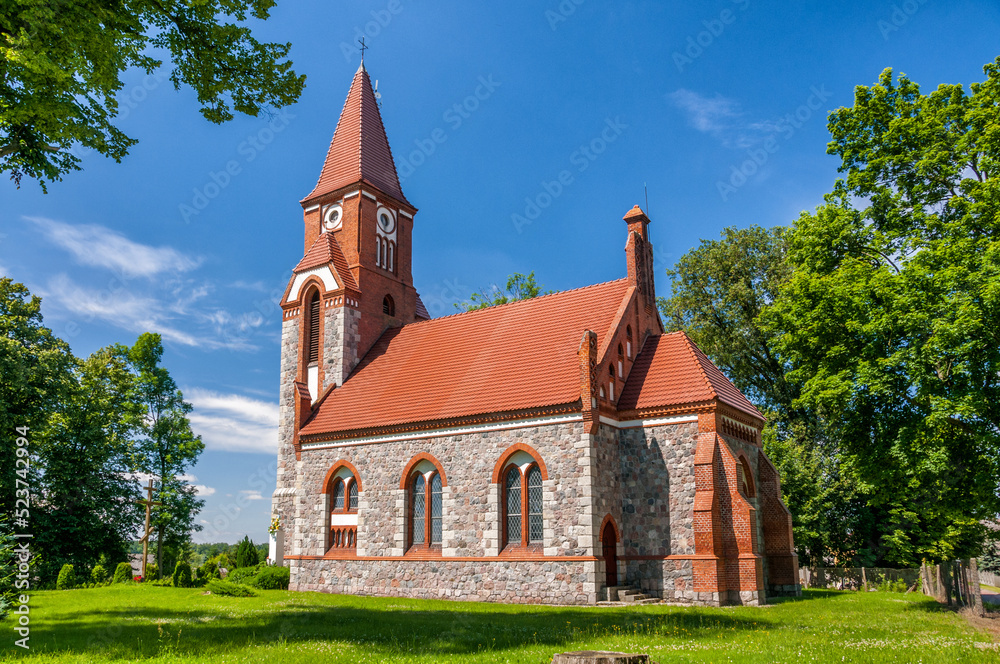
[758,452,800,589]
[578,330,599,434]
[692,432,723,595]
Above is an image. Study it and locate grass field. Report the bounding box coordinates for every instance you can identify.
[0,585,996,663]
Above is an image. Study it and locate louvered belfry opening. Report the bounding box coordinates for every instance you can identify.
[307,291,320,365]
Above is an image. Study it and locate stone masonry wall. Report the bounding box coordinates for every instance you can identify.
[273,316,301,529]
[618,421,698,601]
[323,304,361,388]
[288,420,598,603]
[292,557,596,605]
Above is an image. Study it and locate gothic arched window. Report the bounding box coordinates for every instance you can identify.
[408,471,443,549]
[326,469,359,552]
[502,463,544,548]
[383,294,395,316]
[617,343,625,378]
[626,325,633,358]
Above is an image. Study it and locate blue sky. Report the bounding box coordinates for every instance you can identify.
[2,0,998,544]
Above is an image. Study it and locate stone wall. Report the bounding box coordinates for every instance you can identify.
[287,419,597,602]
[292,557,597,605]
[617,421,698,601]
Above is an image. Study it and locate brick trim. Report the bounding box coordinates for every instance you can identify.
[599,513,621,542]
[284,553,593,562]
[320,459,363,493]
[398,452,448,489]
[491,443,549,483]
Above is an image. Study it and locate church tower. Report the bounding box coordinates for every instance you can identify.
[282,62,425,398]
[278,63,426,467]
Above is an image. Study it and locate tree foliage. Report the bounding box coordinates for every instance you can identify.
[128,333,204,579]
[35,345,144,581]
[765,59,1000,565]
[1,0,305,189]
[0,278,73,517]
[233,536,259,569]
[658,226,878,566]
[455,272,551,312]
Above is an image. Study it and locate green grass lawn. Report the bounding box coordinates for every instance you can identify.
[1,585,995,663]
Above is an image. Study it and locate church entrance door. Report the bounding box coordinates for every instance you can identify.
[602,521,618,587]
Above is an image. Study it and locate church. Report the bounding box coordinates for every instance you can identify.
[270,62,801,606]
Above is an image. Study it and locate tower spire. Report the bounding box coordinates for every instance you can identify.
[303,64,407,205]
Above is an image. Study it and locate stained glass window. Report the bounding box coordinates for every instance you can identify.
[412,474,426,545]
[527,466,543,543]
[332,480,345,511]
[348,480,358,510]
[430,473,443,544]
[505,466,522,545]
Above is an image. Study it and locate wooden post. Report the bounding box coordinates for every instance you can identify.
[136,479,162,579]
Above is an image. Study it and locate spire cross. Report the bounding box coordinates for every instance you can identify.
[358,37,368,62]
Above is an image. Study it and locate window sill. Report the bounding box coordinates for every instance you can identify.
[499,543,544,558]
[403,545,443,560]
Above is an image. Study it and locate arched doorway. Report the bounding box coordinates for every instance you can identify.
[602,520,618,587]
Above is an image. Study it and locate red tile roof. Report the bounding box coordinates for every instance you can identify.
[618,331,764,419]
[300,279,631,437]
[304,63,408,204]
[293,231,359,292]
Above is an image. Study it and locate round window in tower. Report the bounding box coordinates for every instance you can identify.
[377,209,395,233]
[324,205,343,231]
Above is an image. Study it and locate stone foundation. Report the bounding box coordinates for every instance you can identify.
[291,557,598,605]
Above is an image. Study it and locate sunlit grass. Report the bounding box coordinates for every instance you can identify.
[0,585,995,663]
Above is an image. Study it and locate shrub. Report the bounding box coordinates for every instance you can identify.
[198,559,221,582]
[227,565,260,586]
[112,562,134,584]
[146,563,158,580]
[249,566,290,590]
[234,536,259,569]
[172,561,193,588]
[148,577,173,587]
[90,564,108,585]
[56,564,76,590]
[206,580,257,597]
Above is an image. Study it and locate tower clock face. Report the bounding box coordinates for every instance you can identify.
[324,205,343,231]
[378,211,395,233]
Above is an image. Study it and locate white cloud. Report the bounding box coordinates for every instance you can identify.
[185,388,278,454]
[240,490,265,501]
[667,89,741,133]
[667,89,773,149]
[43,274,257,351]
[28,217,200,278]
[194,485,217,496]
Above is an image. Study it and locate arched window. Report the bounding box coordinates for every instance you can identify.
[387,241,395,272]
[307,290,320,365]
[325,467,360,552]
[408,470,443,549]
[737,457,756,499]
[608,364,615,401]
[502,463,544,548]
[617,343,625,378]
[626,326,633,358]
[332,479,345,511]
[411,475,426,545]
[383,294,395,316]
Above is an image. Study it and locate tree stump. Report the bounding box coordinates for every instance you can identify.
[551,651,653,664]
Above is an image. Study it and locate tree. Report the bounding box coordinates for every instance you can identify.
[0,278,73,518]
[455,272,551,312]
[234,536,258,569]
[765,58,1000,564]
[2,0,305,190]
[0,521,14,620]
[658,226,878,565]
[128,333,204,578]
[34,345,144,581]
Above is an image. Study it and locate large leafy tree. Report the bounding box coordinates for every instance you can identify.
[35,346,144,580]
[2,0,305,189]
[128,333,204,578]
[0,278,73,518]
[766,59,1000,565]
[658,227,879,565]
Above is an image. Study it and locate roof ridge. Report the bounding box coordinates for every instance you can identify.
[408,277,629,325]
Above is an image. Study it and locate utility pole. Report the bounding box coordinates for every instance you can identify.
[136,478,162,579]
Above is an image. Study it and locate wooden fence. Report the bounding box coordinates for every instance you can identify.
[799,560,987,616]
[798,566,920,591]
[981,569,999,588]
